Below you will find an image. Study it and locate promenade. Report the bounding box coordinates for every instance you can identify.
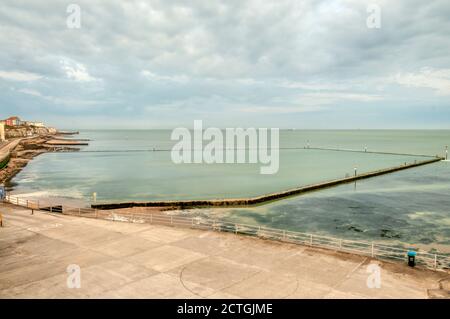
[0,139,21,163]
[0,204,448,298]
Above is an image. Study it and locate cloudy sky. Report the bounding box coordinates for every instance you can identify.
[0,0,449,129]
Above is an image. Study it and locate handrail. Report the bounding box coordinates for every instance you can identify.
[3,194,450,271]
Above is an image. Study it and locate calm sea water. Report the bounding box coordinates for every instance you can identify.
[8,129,450,249]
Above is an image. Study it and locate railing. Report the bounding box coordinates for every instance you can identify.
[3,194,450,271]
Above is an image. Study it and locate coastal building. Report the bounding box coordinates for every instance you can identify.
[5,116,20,126]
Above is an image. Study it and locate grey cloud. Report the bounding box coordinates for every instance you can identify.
[0,0,449,128]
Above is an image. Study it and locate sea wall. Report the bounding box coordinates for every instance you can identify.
[5,126,57,139]
[92,157,443,210]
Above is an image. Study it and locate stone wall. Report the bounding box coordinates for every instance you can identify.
[5,126,57,139]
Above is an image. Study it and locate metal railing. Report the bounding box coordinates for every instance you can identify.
[3,194,450,272]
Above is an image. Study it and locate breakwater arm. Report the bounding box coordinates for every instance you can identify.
[92,157,443,210]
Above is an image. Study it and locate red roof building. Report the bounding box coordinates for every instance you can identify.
[5,116,20,126]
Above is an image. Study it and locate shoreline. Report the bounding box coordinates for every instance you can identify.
[0,134,83,185]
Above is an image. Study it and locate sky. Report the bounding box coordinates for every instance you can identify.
[0,0,449,129]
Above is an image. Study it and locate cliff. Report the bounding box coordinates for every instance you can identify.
[5,126,57,139]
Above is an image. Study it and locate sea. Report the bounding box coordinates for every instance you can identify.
[7,129,450,250]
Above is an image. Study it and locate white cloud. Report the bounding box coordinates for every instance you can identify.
[0,70,42,81]
[240,106,327,113]
[18,88,44,97]
[141,70,189,84]
[392,68,450,95]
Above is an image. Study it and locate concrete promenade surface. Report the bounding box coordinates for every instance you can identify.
[0,204,448,299]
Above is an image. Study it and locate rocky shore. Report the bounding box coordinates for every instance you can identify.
[0,135,81,184]
[5,126,57,139]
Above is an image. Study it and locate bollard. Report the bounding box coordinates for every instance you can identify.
[0,213,3,227]
[371,242,374,257]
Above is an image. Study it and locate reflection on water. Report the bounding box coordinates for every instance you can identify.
[8,129,450,250]
[181,161,450,251]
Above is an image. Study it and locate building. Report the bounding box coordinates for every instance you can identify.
[5,116,20,126]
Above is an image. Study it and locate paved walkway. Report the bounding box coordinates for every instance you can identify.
[0,204,448,298]
[0,139,22,163]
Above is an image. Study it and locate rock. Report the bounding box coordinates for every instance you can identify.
[5,126,56,139]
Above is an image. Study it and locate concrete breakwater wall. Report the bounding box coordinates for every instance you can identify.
[92,157,443,210]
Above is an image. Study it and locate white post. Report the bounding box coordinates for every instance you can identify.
[371,242,374,257]
[434,254,437,270]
